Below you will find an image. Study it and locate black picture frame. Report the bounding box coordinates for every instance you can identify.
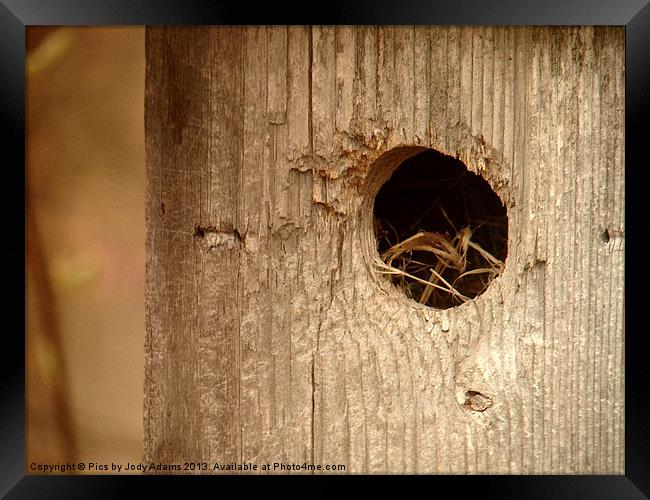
[4,1,647,497]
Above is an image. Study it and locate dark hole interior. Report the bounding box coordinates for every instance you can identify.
[373,149,508,309]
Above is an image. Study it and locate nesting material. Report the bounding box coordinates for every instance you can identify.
[374,209,506,309]
[372,149,508,310]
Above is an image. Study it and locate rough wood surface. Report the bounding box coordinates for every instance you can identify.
[145,26,624,474]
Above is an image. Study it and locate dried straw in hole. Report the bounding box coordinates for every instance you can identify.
[374,214,505,309]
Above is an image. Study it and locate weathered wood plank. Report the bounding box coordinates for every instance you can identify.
[267,26,287,125]
[239,24,268,465]
[351,26,377,145]
[145,26,625,474]
[335,26,355,134]
[413,26,430,146]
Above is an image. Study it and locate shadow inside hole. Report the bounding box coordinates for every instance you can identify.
[373,149,508,310]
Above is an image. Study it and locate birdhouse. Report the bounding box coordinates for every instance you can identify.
[145,26,624,473]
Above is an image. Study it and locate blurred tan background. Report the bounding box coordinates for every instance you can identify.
[27,27,145,472]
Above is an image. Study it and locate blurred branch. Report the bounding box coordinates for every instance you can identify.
[27,29,74,76]
[27,198,78,464]
[27,31,78,463]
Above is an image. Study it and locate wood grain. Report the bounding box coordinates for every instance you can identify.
[145,26,624,473]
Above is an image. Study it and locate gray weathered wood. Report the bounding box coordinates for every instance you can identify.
[145,26,624,473]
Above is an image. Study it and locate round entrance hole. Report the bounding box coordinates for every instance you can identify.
[373,149,508,310]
